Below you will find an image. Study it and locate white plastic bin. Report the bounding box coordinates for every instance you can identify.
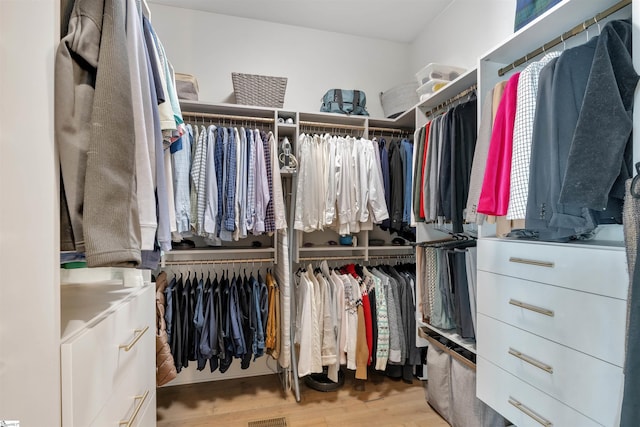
[416,63,466,85]
[416,79,450,102]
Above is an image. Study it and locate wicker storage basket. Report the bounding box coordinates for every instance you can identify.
[380,82,419,119]
[232,72,288,108]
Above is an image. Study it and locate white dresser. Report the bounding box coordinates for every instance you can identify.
[61,280,156,427]
[476,238,627,426]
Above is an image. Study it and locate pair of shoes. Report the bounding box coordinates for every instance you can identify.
[392,237,407,246]
[172,239,196,250]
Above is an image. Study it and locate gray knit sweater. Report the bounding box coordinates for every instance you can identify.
[56,0,141,267]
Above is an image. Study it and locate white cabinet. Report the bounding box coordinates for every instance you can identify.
[475,1,634,425]
[61,282,155,427]
[477,240,628,426]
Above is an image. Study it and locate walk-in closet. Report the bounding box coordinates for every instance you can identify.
[2,0,640,426]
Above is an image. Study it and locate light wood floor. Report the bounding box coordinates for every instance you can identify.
[157,370,449,427]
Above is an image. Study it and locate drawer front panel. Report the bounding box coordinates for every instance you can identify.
[90,384,155,427]
[477,314,623,425]
[62,284,154,427]
[477,358,601,427]
[477,271,626,366]
[477,239,627,299]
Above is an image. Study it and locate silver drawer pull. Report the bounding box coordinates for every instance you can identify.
[509,397,553,427]
[509,257,554,268]
[508,347,554,374]
[119,390,149,426]
[509,299,554,317]
[119,326,149,352]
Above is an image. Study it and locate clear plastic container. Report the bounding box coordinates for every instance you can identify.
[416,78,450,101]
[415,63,466,85]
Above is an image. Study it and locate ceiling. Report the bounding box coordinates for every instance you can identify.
[147,0,456,43]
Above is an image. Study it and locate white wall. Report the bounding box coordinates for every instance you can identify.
[148,4,413,118]
[410,0,516,77]
[0,0,60,425]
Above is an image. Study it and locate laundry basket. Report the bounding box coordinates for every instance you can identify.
[380,82,419,118]
[232,72,288,108]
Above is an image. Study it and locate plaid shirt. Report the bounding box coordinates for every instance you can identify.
[507,52,561,220]
[224,127,237,232]
[262,130,276,233]
[215,127,225,236]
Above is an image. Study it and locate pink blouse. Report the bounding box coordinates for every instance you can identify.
[477,72,521,216]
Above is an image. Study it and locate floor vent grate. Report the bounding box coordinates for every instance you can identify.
[248,417,287,427]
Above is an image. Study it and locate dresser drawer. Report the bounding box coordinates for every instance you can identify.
[61,284,154,427]
[477,271,626,367]
[477,239,628,299]
[477,314,622,426]
[477,357,601,427]
[90,387,156,427]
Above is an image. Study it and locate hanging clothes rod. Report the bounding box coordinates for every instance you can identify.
[298,120,365,131]
[368,126,411,134]
[161,257,274,266]
[181,111,275,124]
[498,0,631,76]
[425,84,477,118]
[297,254,415,262]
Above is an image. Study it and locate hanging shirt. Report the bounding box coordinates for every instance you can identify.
[477,72,521,216]
[323,135,338,227]
[203,125,220,244]
[450,100,478,234]
[263,130,276,233]
[526,39,596,238]
[379,139,392,230]
[388,139,404,231]
[195,125,209,235]
[215,127,225,238]
[295,270,322,377]
[401,138,414,225]
[559,20,637,213]
[253,130,270,234]
[359,139,389,224]
[466,85,497,224]
[172,125,192,235]
[246,128,257,232]
[507,52,562,220]
[269,132,288,230]
[294,134,312,232]
[220,127,237,240]
[236,128,248,239]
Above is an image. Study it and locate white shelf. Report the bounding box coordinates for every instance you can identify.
[180,100,276,117]
[416,68,477,113]
[480,0,631,65]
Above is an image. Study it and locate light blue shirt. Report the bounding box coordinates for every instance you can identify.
[172,124,192,234]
